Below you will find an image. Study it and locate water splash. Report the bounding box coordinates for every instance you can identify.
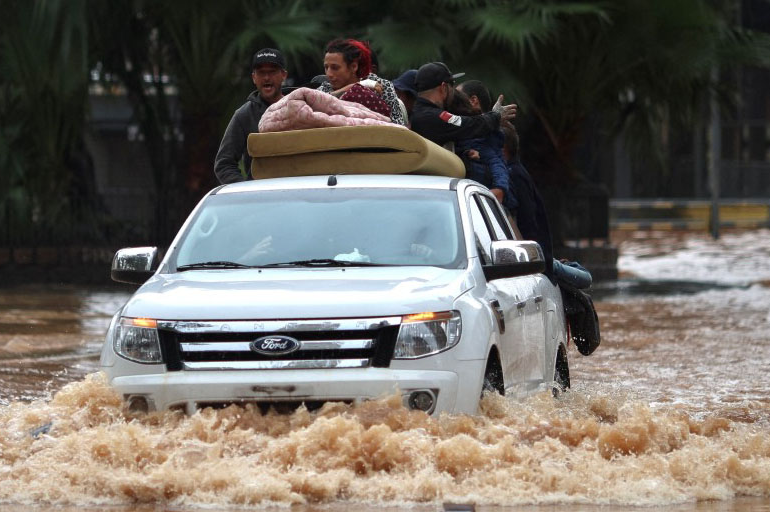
[1,373,768,508]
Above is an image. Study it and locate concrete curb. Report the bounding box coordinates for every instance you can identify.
[610,199,770,230]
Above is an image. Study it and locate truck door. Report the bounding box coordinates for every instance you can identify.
[467,191,537,392]
[523,273,548,384]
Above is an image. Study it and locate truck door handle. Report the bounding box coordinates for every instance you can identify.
[490,299,505,334]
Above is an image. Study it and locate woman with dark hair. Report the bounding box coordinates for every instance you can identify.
[318,38,407,125]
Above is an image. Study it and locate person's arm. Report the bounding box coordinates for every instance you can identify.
[214,113,248,184]
[377,78,407,126]
[414,110,501,145]
[240,235,273,262]
[397,97,409,127]
[509,216,523,240]
[476,143,510,196]
[340,84,392,117]
[328,83,356,97]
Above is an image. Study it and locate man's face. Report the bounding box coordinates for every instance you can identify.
[252,63,287,103]
[324,52,358,90]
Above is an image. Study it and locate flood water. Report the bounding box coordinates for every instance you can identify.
[1,230,769,511]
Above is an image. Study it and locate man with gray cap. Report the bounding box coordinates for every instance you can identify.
[410,62,517,146]
[214,48,288,184]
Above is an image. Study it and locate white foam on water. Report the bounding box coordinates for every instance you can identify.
[618,229,770,285]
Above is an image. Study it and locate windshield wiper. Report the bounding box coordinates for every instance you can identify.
[176,261,254,271]
[260,259,387,267]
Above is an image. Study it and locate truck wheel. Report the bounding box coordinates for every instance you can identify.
[482,351,505,396]
[553,346,570,397]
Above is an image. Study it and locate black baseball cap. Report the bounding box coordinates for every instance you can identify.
[252,48,286,70]
[415,62,465,92]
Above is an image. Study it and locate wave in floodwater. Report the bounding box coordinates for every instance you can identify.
[0,373,768,509]
[617,228,770,286]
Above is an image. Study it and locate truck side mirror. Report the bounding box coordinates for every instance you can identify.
[111,247,159,284]
[483,240,545,281]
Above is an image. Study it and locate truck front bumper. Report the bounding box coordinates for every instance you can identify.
[110,367,462,415]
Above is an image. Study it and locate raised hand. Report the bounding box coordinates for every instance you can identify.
[492,94,517,121]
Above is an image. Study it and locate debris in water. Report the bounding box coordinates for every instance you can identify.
[444,504,475,511]
[28,421,52,438]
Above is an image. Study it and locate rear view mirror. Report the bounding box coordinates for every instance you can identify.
[111,247,159,284]
[483,240,545,281]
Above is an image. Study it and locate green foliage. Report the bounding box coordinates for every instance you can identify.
[0,0,99,244]
[436,0,770,188]
[241,0,328,73]
[3,0,770,246]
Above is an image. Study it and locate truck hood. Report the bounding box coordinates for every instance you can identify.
[121,266,474,320]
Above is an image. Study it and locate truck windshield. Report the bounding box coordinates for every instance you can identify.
[172,188,465,269]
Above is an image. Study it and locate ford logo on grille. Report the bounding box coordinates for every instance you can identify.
[250,335,301,356]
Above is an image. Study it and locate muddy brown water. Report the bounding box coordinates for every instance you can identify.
[1,230,769,511]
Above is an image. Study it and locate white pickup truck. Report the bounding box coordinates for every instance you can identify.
[100,127,574,416]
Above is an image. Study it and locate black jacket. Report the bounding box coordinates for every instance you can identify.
[214,91,270,184]
[410,97,500,146]
[506,157,554,279]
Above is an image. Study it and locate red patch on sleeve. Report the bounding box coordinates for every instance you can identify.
[439,111,453,122]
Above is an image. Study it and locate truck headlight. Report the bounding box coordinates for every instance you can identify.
[114,317,163,364]
[393,311,462,359]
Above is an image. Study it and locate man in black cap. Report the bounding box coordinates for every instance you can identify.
[214,48,288,184]
[410,62,517,147]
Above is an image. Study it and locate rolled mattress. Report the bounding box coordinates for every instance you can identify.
[247,125,465,179]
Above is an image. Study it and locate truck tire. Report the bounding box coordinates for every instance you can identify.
[482,351,505,396]
[553,346,570,397]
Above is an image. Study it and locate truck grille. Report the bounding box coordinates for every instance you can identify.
[156,317,401,371]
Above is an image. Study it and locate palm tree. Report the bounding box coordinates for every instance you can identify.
[360,0,770,245]
[166,0,330,205]
[0,0,99,244]
[88,0,331,244]
[499,0,770,244]
[7,0,768,249]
